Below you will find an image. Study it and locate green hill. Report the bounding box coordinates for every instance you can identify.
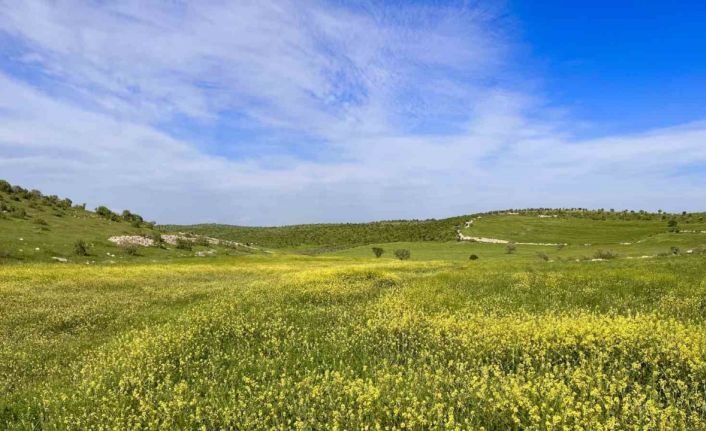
[3,179,705,262]
[167,208,706,252]
[0,180,255,263]
[164,217,468,251]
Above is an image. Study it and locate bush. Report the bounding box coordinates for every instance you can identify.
[175,238,193,251]
[121,244,139,256]
[150,232,165,248]
[394,249,410,260]
[536,252,549,261]
[469,254,479,260]
[10,207,27,219]
[372,247,384,258]
[95,206,120,221]
[670,246,681,255]
[73,239,89,256]
[194,236,211,247]
[505,242,517,254]
[33,217,48,226]
[593,249,618,260]
[0,179,11,193]
[667,219,679,233]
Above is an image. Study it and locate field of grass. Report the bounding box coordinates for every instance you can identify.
[2,254,706,430]
[3,181,706,429]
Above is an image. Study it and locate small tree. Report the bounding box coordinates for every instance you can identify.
[73,239,89,256]
[593,249,618,260]
[175,238,193,251]
[150,232,165,248]
[121,244,139,256]
[469,254,479,261]
[667,219,679,233]
[372,247,384,258]
[394,249,411,260]
[505,242,517,254]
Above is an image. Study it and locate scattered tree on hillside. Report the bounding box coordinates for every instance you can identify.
[667,219,680,233]
[73,239,90,256]
[372,247,384,258]
[505,242,517,254]
[175,238,193,251]
[469,254,479,260]
[394,249,410,260]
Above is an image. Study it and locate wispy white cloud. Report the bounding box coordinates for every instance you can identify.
[0,0,704,224]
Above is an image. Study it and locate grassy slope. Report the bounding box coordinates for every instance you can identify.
[0,187,258,264]
[329,213,706,261]
[170,210,706,252]
[163,216,469,249]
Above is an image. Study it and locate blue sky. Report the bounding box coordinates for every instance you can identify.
[510,0,706,136]
[0,1,705,225]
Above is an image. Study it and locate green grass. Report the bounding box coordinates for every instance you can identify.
[4,181,706,429]
[163,217,468,249]
[2,255,706,429]
[462,214,667,244]
[0,186,259,264]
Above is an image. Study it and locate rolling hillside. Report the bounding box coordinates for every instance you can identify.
[0,180,256,263]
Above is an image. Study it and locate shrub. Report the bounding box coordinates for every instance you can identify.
[33,217,48,226]
[505,242,517,254]
[150,232,165,248]
[536,252,549,261]
[667,219,679,233]
[10,207,27,219]
[469,254,479,260]
[0,179,11,193]
[194,236,211,247]
[394,249,410,260]
[372,247,384,258]
[95,206,119,221]
[593,249,618,260]
[73,240,89,256]
[175,238,193,251]
[670,246,680,255]
[121,244,139,256]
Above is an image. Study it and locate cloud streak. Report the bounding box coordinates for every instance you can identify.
[0,0,704,225]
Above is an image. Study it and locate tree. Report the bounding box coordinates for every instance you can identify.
[372,247,384,258]
[667,219,679,233]
[505,242,517,254]
[175,238,193,251]
[73,239,89,256]
[469,254,479,260]
[394,249,410,260]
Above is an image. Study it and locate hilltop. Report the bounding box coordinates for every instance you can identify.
[2,179,706,264]
[0,180,257,263]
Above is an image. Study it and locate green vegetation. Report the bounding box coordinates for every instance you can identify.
[163,217,467,249]
[394,248,411,260]
[3,181,706,429]
[0,180,259,264]
[3,256,706,429]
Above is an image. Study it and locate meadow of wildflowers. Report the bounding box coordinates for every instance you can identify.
[2,255,706,430]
